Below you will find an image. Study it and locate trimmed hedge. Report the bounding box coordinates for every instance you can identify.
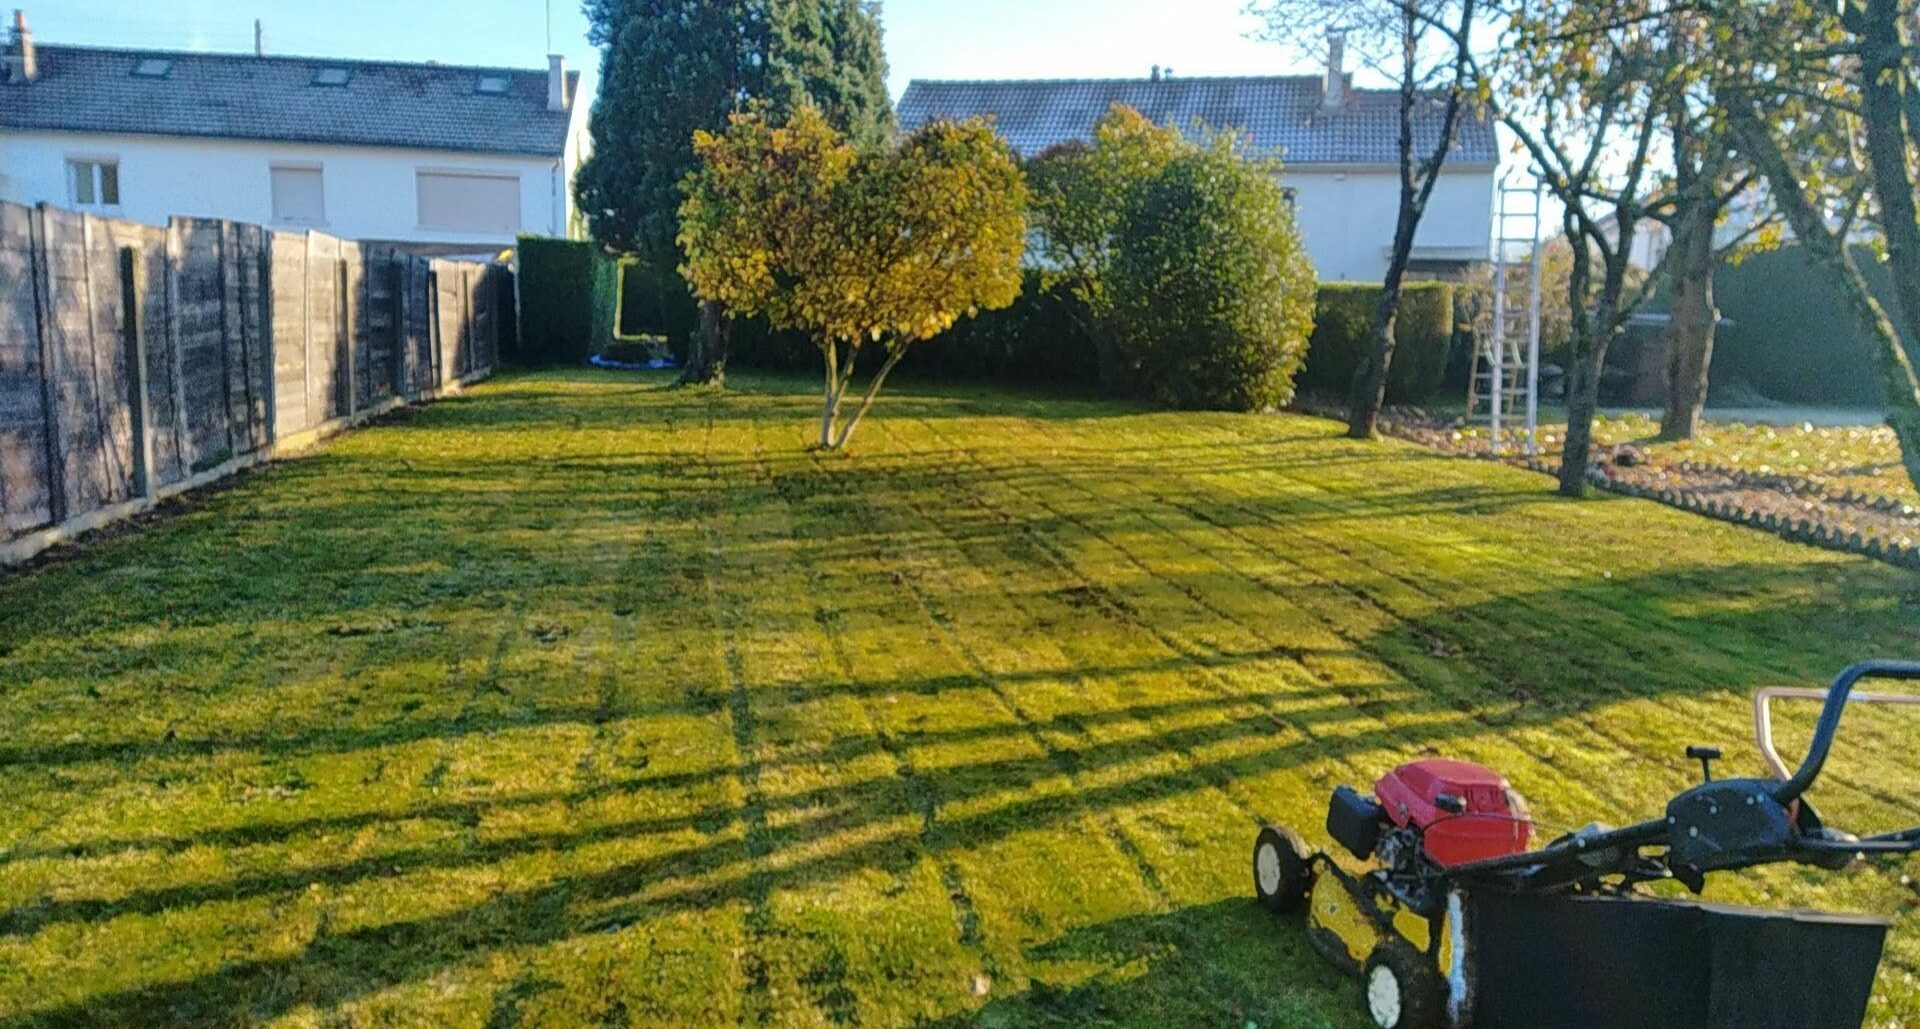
[726,277,1463,405]
[726,269,1100,384]
[1710,245,1894,406]
[1296,282,1455,403]
[514,235,595,365]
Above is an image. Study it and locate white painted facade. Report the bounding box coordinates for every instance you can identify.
[1288,165,1497,282]
[0,126,583,251]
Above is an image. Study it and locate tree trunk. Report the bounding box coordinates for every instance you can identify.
[678,299,729,386]
[832,349,906,450]
[1657,208,1717,441]
[1347,281,1403,438]
[1557,323,1613,497]
[1730,97,1920,492]
[1854,0,1920,490]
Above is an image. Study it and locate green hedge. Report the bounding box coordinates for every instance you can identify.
[1295,282,1455,403]
[727,269,1100,383]
[514,235,595,365]
[1710,246,1895,406]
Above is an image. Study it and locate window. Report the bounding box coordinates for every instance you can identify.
[68,159,119,207]
[475,74,511,95]
[130,57,172,78]
[311,66,350,86]
[415,170,520,235]
[270,165,325,224]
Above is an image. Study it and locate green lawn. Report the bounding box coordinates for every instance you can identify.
[4,369,1920,1027]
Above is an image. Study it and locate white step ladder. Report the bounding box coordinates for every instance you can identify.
[1470,175,1545,452]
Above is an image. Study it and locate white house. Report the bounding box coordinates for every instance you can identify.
[0,12,586,256]
[896,48,1497,282]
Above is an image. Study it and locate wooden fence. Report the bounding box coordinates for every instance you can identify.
[0,200,509,564]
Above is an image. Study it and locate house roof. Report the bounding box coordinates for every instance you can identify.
[0,44,578,158]
[896,75,1499,167]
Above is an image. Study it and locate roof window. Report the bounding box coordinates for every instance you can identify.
[312,66,351,87]
[130,57,172,78]
[475,74,511,95]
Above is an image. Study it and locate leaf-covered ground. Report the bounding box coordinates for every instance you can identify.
[3,370,1919,1027]
[1447,409,1918,508]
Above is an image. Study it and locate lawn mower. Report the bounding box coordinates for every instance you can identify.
[1252,660,1920,1029]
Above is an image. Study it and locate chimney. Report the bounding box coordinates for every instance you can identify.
[8,9,35,84]
[547,54,567,112]
[254,18,264,57]
[1321,30,1346,112]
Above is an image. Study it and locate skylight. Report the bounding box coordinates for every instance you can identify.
[311,66,351,87]
[130,57,173,78]
[475,74,511,95]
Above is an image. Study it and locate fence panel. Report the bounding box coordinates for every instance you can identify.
[171,218,241,472]
[225,221,271,454]
[360,248,399,407]
[40,207,132,513]
[0,202,53,536]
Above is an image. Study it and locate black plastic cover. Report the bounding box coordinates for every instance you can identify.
[1464,891,1888,1029]
[1667,777,1796,882]
[1326,784,1385,859]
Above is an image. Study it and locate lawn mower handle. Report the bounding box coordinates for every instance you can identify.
[1768,660,1920,805]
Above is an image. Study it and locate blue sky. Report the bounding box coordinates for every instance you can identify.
[20,0,1333,108]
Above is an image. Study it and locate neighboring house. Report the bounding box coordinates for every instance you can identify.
[0,11,586,257]
[896,43,1497,283]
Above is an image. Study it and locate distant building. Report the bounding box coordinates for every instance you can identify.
[897,40,1497,283]
[0,11,586,257]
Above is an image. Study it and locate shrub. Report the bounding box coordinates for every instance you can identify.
[1028,106,1190,386]
[1297,282,1456,403]
[514,235,595,365]
[1107,146,1317,410]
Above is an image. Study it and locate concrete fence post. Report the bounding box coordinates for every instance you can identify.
[164,219,189,473]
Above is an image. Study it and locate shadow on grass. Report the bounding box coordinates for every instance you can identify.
[915,899,1360,1029]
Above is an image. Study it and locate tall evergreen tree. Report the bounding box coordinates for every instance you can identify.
[574,1,760,260]
[766,0,893,148]
[573,0,893,386]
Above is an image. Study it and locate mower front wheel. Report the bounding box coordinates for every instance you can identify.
[1362,937,1447,1029]
[1252,825,1315,913]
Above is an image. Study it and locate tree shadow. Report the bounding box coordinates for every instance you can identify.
[917,899,1364,1029]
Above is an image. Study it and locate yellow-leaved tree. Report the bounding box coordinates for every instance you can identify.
[679,104,1028,449]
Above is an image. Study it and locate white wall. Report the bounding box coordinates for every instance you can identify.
[1289,166,1495,282]
[0,129,567,249]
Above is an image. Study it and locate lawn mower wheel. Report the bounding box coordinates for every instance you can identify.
[1252,825,1315,913]
[1362,936,1447,1029]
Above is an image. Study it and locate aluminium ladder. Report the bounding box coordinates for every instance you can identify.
[1469,176,1545,452]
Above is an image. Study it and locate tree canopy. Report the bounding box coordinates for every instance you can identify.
[679,106,1028,448]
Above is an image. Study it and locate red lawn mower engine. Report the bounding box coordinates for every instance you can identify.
[1327,759,1532,874]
